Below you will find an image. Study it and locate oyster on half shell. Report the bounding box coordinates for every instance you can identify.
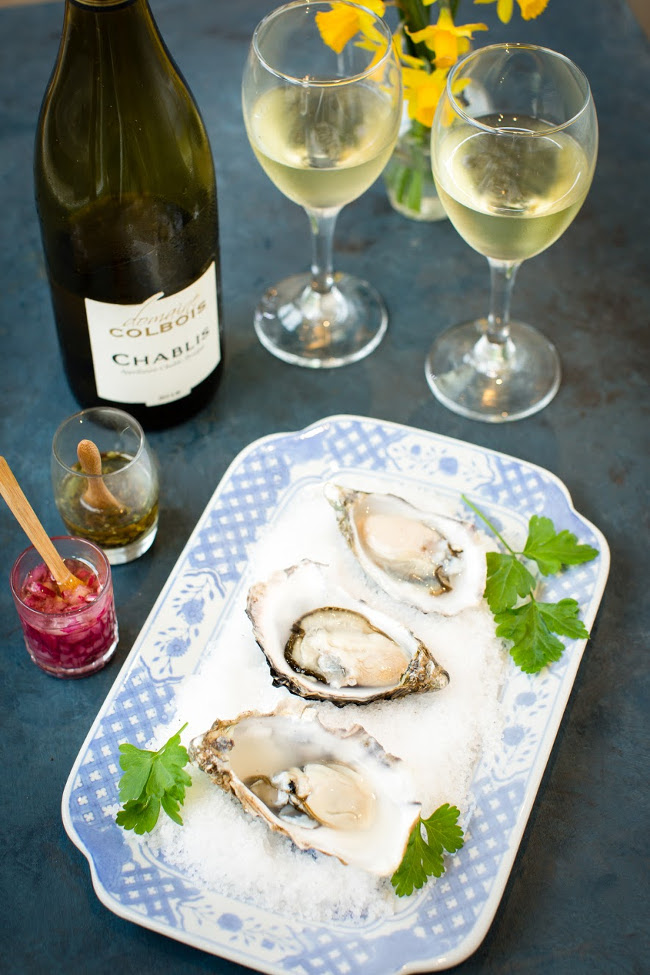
[190,709,421,876]
[246,560,449,706]
[325,484,487,616]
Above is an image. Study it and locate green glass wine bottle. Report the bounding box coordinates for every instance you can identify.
[34,0,222,429]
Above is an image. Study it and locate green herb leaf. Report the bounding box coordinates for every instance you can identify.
[537,598,591,640]
[116,724,191,834]
[523,515,599,576]
[463,498,598,675]
[161,792,185,827]
[147,753,178,797]
[485,551,536,614]
[495,600,566,674]
[391,804,464,897]
[422,803,465,856]
[117,743,155,803]
[391,825,439,898]
[116,795,161,835]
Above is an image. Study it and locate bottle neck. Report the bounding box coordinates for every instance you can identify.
[60,0,162,63]
[68,0,141,9]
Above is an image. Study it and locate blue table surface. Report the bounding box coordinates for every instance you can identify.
[0,1,648,972]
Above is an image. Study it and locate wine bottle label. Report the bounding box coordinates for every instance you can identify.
[85,262,220,407]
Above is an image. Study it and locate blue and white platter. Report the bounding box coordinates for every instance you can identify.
[62,415,610,974]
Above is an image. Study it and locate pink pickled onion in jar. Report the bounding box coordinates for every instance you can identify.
[10,537,119,678]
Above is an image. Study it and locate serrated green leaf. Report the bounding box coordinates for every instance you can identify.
[158,734,190,771]
[523,515,598,576]
[485,552,536,613]
[495,601,565,674]
[537,598,590,640]
[115,799,146,832]
[417,833,446,878]
[116,724,191,834]
[116,795,161,834]
[462,498,598,678]
[147,754,177,797]
[421,803,465,856]
[119,742,153,767]
[161,793,185,826]
[117,746,153,803]
[391,805,464,897]
[391,824,431,897]
[165,769,192,802]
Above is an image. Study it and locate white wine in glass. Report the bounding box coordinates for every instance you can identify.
[243,1,401,368]
[428,44,598,421]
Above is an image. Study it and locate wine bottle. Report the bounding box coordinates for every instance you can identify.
[34,0,222,429]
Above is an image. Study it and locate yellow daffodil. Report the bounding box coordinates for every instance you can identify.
[402,64,449,128]
[385,0,551,217]
[315,0,386,55]
[474,0,549,23]
[406,9,488,68]
[402,60,473,128]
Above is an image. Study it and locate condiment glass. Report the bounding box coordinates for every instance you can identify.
[10,536,118,678]
[51,407,159,564]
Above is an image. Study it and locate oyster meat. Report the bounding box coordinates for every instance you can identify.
[246,560,449,705]
[325,484,487,615]
[190,709,422,876]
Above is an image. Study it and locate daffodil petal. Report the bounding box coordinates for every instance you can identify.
[453,21,489,36]
[497,0,514,22]
[316,1,389,58]
[517,0,549,19]
[315,7,360,54]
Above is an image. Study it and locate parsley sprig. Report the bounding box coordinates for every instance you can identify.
[116,724,192,834]
[391,804,464,897]
[463,496,598,674]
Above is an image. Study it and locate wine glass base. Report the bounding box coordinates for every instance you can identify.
[425,319,561,423]
[254,272,388,368]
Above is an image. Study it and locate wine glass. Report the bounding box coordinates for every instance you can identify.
[427,44,598,421]
[242,0,402,368]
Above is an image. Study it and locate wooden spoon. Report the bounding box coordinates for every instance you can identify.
[77,439,124,512]
[0,456,83,591]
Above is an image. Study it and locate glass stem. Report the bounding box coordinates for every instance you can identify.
[486,258,521,344]
[306,207,340,295]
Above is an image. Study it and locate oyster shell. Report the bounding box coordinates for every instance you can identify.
[190,709,421,876]
[246,560,449,705]
[325,484,486,616]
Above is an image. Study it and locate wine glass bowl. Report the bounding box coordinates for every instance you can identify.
[426,44,598,421]
[242,0,402,368]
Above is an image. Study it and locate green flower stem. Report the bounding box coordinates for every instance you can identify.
[408,120,431,145]
[387,161,423,212]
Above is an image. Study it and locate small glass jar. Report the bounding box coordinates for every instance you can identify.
[51,407,159,564]
[10,536,119,678]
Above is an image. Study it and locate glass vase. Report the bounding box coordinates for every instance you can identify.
[383,118,446,222]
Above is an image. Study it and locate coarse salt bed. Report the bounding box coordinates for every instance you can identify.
[147,477,509,924]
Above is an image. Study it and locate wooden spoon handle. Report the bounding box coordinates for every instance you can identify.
[0,456,81,590]
[77,439,124,511]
